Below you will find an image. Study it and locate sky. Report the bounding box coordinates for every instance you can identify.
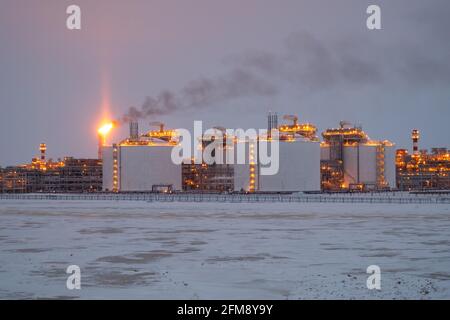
[0,0,449,166]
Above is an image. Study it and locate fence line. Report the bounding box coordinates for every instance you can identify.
[1,193,449,204]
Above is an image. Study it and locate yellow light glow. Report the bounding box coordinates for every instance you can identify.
[98,122,114,136]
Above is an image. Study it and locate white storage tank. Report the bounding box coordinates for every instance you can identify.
[233,138,321,192]
[232,140,255,192]
[341,144,395,188]
[258,139,320,192]
[102,144,181,192]
[102,122,182,192]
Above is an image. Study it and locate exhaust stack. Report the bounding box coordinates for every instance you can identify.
[39,143,47,162]
[98,134,104,160]
[412,129,420,155]
[130,121,139,140]
[267,112,278,138]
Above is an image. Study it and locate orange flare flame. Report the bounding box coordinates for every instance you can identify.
[98,122,114,136]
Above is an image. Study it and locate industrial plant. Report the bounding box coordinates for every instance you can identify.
[320,121,396,192]
[100,113,321,193]
[1,115,448,194]
[0,144,102,193]
[180,114,320,193]
[101,114,399,193]
[396,130,450,190]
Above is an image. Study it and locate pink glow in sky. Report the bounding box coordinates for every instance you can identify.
[0,0,449,166]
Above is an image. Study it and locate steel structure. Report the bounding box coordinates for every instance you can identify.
[320,121,395,191]
[396,130,450,190]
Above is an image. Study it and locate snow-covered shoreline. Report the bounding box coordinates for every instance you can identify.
[0,200,449,299]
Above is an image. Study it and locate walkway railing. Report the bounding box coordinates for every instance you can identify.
[1,193,449,204]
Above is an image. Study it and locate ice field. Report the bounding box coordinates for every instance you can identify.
[0,199,449,299]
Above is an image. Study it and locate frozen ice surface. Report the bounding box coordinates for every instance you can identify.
[0,199,449,299]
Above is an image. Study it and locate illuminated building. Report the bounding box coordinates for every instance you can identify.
[0,144,102,193]
[182,128,234,192]
[396,130,450,190]
[320,121,396,192]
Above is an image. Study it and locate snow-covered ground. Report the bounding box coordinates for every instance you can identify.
[0,199,449,299]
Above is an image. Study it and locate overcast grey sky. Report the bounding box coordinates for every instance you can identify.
[0,0,449,166]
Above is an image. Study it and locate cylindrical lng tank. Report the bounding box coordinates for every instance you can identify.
[102,144,181,192]
[233,139,256,192]
[384,145,396,188]
[342,144,396,188]
[119,145,181,191]
[258,139,320,192]
[102,146,114,191]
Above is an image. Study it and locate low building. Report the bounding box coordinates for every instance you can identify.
[182,161,234,192]
[0,146,102,193]
[181,128,234,193]
[396,144,450,190]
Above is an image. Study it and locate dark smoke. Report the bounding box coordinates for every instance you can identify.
[232,31,450,90]
[121,28,450,122]
[120,68,277,123]
[121,91,178,123]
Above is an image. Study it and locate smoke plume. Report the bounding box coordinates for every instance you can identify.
[120,68,277,123]
[121,28,450,122]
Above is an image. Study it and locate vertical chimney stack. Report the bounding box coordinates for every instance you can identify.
[98,134,105,160]
[39,143,47,162]
[130,121,139,140]
[411,129,420,155]
[267,112,278,138]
